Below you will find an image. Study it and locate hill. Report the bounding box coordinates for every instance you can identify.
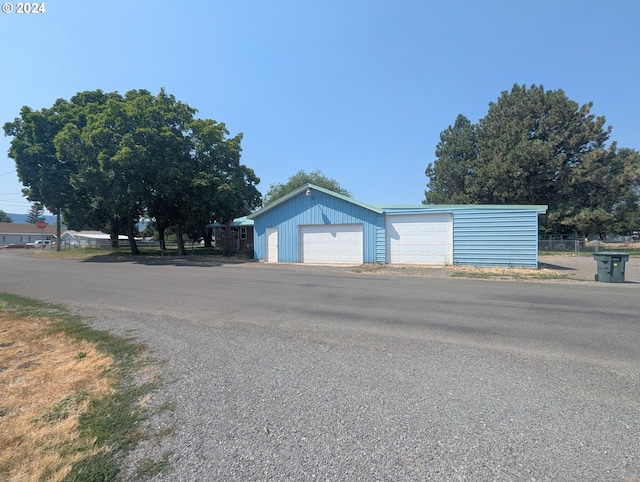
[5,213,59,225]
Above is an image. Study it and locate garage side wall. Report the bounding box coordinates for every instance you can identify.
[253,190,385,263]
[453,209,540,268]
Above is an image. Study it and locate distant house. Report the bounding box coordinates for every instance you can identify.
[60,230,132,248]
[0,222,57,246]
[207,216,254,251]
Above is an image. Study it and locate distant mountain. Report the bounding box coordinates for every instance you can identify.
[5,213,60,225]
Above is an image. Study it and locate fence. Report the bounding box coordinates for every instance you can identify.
[539,235,639,253]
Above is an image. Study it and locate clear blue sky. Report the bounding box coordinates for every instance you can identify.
[1,0,639,214]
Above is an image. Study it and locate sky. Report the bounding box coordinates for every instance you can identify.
[1,0,639,214]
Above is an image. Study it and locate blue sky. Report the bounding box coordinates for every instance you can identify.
[1,0,639,214]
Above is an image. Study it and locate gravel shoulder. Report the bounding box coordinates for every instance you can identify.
[1,252,638,480]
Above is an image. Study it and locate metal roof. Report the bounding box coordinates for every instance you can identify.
[207,215,254,227]
[380,204,548,213]
[247,183,384,219]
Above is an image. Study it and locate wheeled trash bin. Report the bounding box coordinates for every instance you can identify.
[593,252,629,283]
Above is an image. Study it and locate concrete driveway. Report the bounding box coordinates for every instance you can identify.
[1,251,638,480]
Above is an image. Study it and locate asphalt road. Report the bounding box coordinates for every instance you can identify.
[1,252,639,481]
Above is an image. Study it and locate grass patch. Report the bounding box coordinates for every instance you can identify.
[449,266,574,281]
[0,292,164,481]
[134,451,172,480]
[350,263,386,274]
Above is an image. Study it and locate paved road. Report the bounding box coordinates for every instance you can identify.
[1,252,639,480]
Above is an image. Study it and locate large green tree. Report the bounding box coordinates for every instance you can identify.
[189,119,261,247]
[424,84,640,235]
[264,169,351,205]
[4,90,120,249]
[5,89,262,254]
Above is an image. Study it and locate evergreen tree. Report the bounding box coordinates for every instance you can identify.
[26,204,44,224]
[424,84,640,234]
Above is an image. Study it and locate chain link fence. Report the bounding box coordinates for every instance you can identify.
[539,235,639,253]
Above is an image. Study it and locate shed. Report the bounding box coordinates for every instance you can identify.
[248,184,547,268]
[206,216,254,251]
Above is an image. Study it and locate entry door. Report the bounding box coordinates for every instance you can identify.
[265,228,278,262]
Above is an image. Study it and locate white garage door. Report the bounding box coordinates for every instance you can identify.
[300,224,363,264]
[386,214,453,265]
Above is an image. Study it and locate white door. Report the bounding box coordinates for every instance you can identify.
[300,224,363,264]
[265,228,278,262]
[386,214,453,265]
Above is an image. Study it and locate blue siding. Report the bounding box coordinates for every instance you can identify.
[253,189,384,263]
[453,209,540,268]
[251,187,545,268]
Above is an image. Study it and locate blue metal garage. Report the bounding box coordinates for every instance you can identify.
[248,184,546,268]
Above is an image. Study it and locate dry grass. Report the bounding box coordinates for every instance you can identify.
[0,313,114,482]
[449,265,572,281]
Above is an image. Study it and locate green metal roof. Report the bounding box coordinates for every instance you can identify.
[207,215,254,228]
[379,204,548,213]
[245,184,548,220]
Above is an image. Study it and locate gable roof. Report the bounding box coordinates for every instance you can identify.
[0,222,58,236]
[248,183,384,219]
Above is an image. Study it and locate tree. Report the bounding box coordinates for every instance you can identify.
[424,114,478,204]
[3,90,120,250]
[188,119,261,248]
[264,170,351,205]
[424,84,639,235]
[25,203,44,224]
[0,210,13,222]
[6,88,262,255]
[611,148,640,234]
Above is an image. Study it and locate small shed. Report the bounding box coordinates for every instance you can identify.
[248,184,547,268]
[206,216,254,251]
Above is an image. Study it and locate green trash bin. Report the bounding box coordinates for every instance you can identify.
[593,252,629,283]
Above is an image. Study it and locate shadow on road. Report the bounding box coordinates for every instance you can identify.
[80,254,254,268]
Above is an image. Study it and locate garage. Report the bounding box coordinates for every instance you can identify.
[300,224,363,264]
[250,184,546,268]
[386,213,453,265]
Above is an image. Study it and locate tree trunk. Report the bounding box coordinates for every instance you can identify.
[204,226,213,248]
[110,220,119,249]
[157,226,166,250]
[175,224,186,255]
[127,212,139,255]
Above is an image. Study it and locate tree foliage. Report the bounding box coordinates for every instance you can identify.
[3,89,262,254]
[0,210,13,223]
[424,114,478,204]
[26,203,44,224]
[264,170,351,205]
[425,84,640,235]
